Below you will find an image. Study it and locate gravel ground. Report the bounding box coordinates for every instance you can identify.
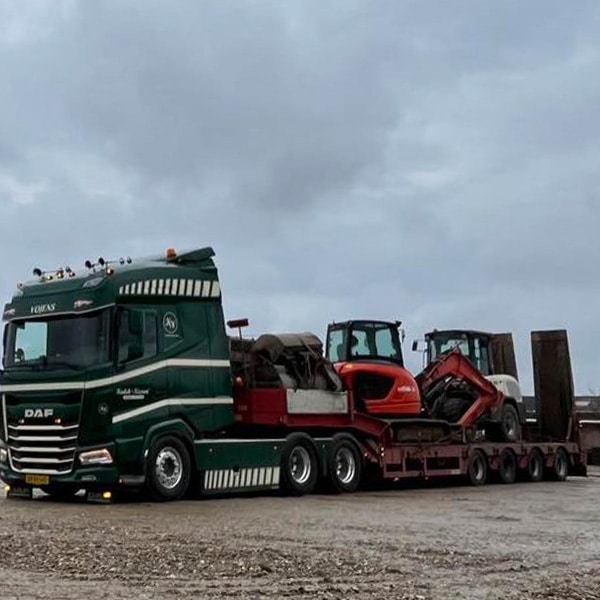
[1,470,599,600]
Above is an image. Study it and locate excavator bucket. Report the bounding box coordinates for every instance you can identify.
[531,329,574,441]
[490,333,518,379]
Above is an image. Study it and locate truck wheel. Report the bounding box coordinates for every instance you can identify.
[280,434,318,496]
[548,447,569,482]
[497,448,517,484]
[526,448,544,482]
[146,436,191,501]
[467,449,487,486]
[497,403,521,442]
[328,436,362,493]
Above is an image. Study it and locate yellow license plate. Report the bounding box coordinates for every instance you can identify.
[25,474,50,486]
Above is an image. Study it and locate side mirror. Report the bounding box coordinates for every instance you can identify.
[412,340,422,352]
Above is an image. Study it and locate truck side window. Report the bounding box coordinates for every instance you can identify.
[144,312,157,356]
[118,309,158,364]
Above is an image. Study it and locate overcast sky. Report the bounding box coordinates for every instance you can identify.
[1,1,599,393]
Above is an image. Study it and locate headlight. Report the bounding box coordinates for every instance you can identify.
[79,448,113,465]
[0,447,7,464]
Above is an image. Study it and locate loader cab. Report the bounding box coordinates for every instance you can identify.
[424,330,493,376]
[325,320,404,366]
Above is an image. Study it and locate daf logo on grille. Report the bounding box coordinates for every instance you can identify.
[24,408,54,418]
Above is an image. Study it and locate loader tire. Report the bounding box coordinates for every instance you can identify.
[435,395,471,424]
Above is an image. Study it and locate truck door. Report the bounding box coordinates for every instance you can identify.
[112,307,167,427]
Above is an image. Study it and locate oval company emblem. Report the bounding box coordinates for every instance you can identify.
[162,312,178,335]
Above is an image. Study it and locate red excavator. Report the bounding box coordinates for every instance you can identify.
[325,320,519,441]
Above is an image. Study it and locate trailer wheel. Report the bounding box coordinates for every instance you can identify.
[548,447,569,482]
[526,448,544,482]
[146,435,191,501]
[467,449,487,486]
[328,436,362,493]
[497,448,517,484]
[280,434,318,495]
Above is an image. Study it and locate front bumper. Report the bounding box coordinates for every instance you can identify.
[0,463,121,488]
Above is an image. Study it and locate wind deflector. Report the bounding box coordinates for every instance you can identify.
[167,247,216,264]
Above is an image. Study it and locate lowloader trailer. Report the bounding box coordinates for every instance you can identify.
[0,247,586,502]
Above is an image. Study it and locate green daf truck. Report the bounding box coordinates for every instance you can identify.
[0,247,585,502]
[0,248,308,500]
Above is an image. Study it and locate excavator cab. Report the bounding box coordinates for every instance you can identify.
[325,320,422,417]
[326,320,404,365]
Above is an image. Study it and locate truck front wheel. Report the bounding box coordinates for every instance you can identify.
[146,436,191,501]
[280,434,318,496]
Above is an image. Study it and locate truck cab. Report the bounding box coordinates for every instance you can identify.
[0,247,233,499]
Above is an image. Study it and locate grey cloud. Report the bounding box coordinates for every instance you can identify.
[1,1,599,391]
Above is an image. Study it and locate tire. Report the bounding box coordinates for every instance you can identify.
[280,433,318,496]
[497,448,517,484]
[494,403,522,442]
[526,448,545,482]
[435,395,471,423]
[327,435,362,493]
[40,485,79,500]
[547,447,569,482]
[146,435,191,501]
[467,449,487,486]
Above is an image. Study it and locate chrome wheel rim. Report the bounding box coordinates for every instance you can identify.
[556,453,568,478]
[335,447,356,485]
[155,447,183,490]
[530,454,542,479]
[472,456,484,481]
[289,446,311,485]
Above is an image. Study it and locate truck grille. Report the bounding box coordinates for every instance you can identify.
[7,423,79,474]
[4,391,82,475]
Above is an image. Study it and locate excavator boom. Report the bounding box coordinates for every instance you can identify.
[416,347,505,427]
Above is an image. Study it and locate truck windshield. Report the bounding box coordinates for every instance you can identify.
[3,309,111,370]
